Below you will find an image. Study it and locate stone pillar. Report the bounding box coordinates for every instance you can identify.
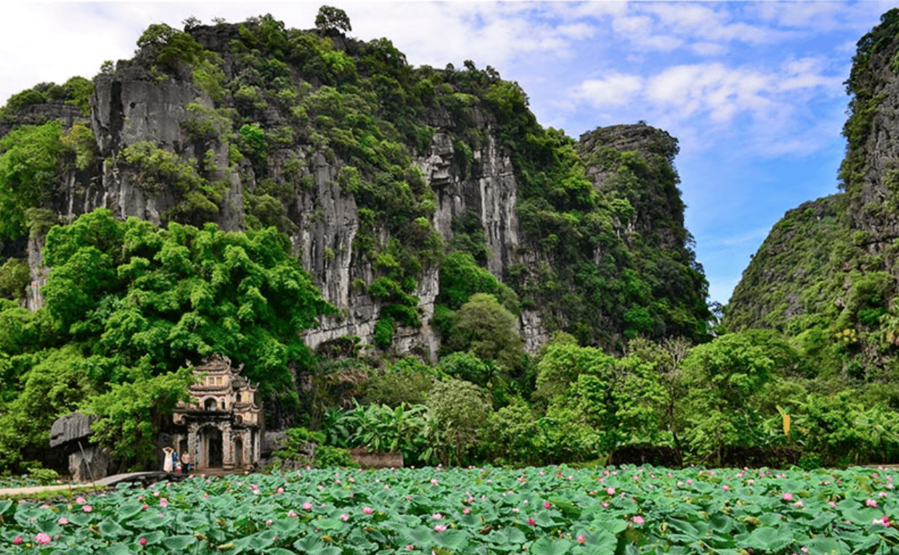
[188,422,199,470]
[222,422,233,470]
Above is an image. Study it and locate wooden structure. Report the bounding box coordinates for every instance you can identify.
[172,355,263,471]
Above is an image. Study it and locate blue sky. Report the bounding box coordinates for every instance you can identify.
[1,1,895,304]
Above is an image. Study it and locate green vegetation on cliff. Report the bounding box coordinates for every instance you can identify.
[0,209,333,469]
[11,8,857,475]
[725,8,899,443]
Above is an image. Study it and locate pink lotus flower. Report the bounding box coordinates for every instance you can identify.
[277,487,284,494]
[83,505,93,513]
[141,504,148,510]
[362,507,374,515]
[288,510,297,518]
[782,493,793,501]
[76,497,86,504]
[606,487,615,495]
[434,524,447,532]
[35,532,51,545]
[58,517,68,525]
[828,501,836,508]
[405,546,414,551]
[527,517,536,526]
[159,498,168,508]
[867,499,878,507]
[794,501,804,508]
[430,478,439,486]
[874,515,890,526]
[303,502,313,510]
[602,502,610,508]
[139,537,147,546]
[266,519,273,526]
[577,534,586,544]
[632,516,645,526]
[722,485,730,491]
[13,536,23,545]
[341,513,350,521]
[432,513,443,519]
[544,501,551,509]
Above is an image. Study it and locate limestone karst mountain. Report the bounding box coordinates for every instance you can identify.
[726,8,899,389]
[0,14,710,357]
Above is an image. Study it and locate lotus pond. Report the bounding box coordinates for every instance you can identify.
[1,465,898,554]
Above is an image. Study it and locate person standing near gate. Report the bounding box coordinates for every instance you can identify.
[162,446,174,473]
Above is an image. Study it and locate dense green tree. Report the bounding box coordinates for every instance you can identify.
[42,209,334,393]
[0,121,64,239]
[87,364,194,469]
[424,378,492,465]
[0,208,334,471]
[679,329,800,464]
[315,6,352,34]
[445,293,525,373]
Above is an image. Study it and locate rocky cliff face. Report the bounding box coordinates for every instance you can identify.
[840,8,899,261]
[725,195,845,331]
[725,9,899,380]
[2,16,710,356]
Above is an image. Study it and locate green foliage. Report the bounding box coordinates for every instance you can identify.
[61,210,328,390]
[315,6,352,34]
[0,77,93,117]
[726,196,845,334]
[137,23,206,71]
[0,346,100,471]
[479,398,540,465]
[373,316,394,350]
[87,365,194,469]
[0,258,29,300]
[26,466,60,485]
[444,293,524,373]
[3,88,46,113]
[62,76,94,116]
[329,402,427,464]
[532,340,668,458]
[314,445,359,467]
[437,252,518,313]
[793,391,899,466]
[533,339,615,406]
[118,141,224,223]
[436,351,495,387]
[275,426,349,466]
[61,122,98,171]
[424,378,492,465]
[0,121,63,238]
[362,357,436,407]
[679,329,800,464]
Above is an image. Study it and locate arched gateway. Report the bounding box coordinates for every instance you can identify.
[172,355,263,471]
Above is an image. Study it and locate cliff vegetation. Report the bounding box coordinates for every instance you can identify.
[9,6,899,473]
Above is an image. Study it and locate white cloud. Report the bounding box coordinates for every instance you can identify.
[692,42,727,56]
[566,54,845,157]
[569,74,644,108]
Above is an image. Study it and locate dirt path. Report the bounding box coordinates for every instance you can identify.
[0,471,175,498]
